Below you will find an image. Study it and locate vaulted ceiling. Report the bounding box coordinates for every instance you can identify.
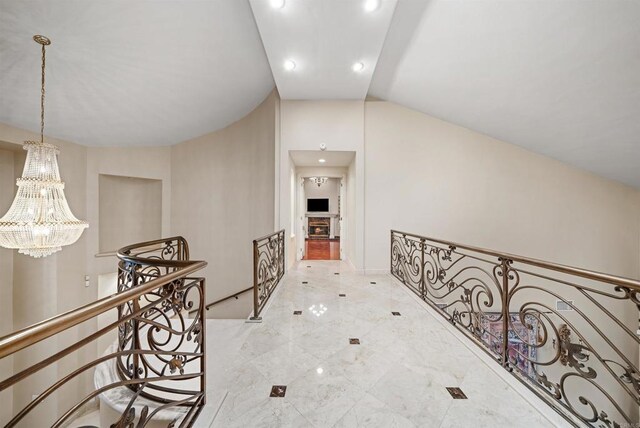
[1,0,639,188]
[0,1,274,147]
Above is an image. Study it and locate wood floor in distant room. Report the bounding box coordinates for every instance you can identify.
[303,238,340,260]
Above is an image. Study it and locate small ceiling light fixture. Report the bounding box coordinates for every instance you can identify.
[283,59,296,71]
[318,158,326,163]
[352,62,365,72]
[0,35,88,258]
[270,0,285,8]
[364,0,380,12]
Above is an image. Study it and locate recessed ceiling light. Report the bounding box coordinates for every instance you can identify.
[352,62,364,72]
[319,159,326,163]
[283,59,296,71]
[364,0,379,12]
[270,0,285,8]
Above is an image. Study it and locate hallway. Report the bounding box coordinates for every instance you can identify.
[205,261,562,428]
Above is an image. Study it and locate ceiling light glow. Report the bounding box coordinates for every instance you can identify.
[364,0,379,12]
[283,59,296,71]
[318,158,326,163]
[352,62,364,72]
[270,0,285,9]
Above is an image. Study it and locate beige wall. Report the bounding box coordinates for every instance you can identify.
[0,148,14,426]
[85,145,172,275]
[364,101,640,276]
[171,91,278,318]
[98,175,163,253]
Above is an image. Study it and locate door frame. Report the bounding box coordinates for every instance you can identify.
[295,172,347,261]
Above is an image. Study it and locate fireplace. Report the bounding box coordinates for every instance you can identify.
[308,217,330,239]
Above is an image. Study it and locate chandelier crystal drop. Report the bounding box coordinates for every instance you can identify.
[0,35,88,258]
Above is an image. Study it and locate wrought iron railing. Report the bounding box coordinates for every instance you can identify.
[390,230,639,427]
[250,229,285,320]
[0,237,207,427]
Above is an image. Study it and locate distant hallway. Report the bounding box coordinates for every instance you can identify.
[303,238,340,260]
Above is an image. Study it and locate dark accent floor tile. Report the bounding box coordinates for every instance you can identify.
[446,387,467,399]
[392,311,401,316]
[339,293,346,297]
[293,311,302,315]
[349,338,360,345]
[307,265,311,268]
[302,281,308,284]
[270,385,287,397]
[334,272,340,275]
[370,281,377,284]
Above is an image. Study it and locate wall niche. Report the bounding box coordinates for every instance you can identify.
[98,174,162,254]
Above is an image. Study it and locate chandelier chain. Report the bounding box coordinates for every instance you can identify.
[40,42,46,144]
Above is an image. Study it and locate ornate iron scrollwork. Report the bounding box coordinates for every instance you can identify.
[390,230,640,427]
[116,237,206,422]
[251,230,285,319]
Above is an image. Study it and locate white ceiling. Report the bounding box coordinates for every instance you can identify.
[370,0,640,188]
[0,0,274,147]
[290,150,355,167]
[1,0,639,188]
[250,0,397,100]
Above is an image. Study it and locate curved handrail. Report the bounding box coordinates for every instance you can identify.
[0,237,207,427]
[117,235,191,267]
[0,260,206,359]
[391,229,640,291]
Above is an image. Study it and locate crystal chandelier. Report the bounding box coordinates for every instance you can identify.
[309,177,328,187]
[0,35,88,258]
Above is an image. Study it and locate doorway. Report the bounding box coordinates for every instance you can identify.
[289,150,354,262]
[303,176,341,260]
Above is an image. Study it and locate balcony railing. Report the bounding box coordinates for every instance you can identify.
[0,236,207,427]
[390,230,640,427]
[250,229,285,320]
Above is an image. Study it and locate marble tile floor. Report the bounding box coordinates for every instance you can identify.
[200,260,566,428]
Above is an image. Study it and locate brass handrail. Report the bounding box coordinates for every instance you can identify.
[117,235,191,267]
[204,286,253,311]
[0,261,205,359]
[0,237,207,427]
[251,229,285,320]
[391,229,640,290]
[390,229,640,427]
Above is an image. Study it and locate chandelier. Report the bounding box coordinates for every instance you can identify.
[0,35,88,258]
[309,177,328,187]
